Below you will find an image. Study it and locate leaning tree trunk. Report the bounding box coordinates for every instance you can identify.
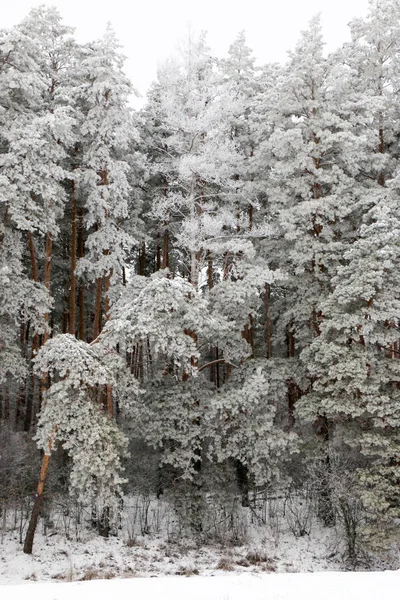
[23,430,56,554]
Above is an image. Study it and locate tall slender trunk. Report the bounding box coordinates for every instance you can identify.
[42,232,53,345]
[93,169,109,342]
[287,381,298,431]
[248,315,254,357]
[24,350,37,433]
[93,277,103,340]
[377,62,385,187]
[187,239,202,531]
[265,283,272,359]
[62,304,68,334]
[40,232,53,401]
[235,459,250,507]
[24,235,38,432]
[78,207,85,341]
[139,241,146,276]
[162,228,169,269]
[309,107,334,521]
[69,181,77,336]
[377,125,385,186]
[104,268,112,322]
[15,384,25,430]
[207,254,217,384]
[104,269,113,419]
[15,321,28,429]
[28,233,41,353]
[207,253,213,290]
[156,232,161,271]
[287,325,297,429]
[62,238,70,334]
[28,232,38,282]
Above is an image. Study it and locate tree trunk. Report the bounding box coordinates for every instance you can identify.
[287,380,298,430]
[28,232,38,283]
[23,367,36,433]
[265,284,272,359]
[287,325,297,428]
[93,277,103,340]
[23,430,56,554]
[156,233,161,271]
[40,232,53,401]
[377,104,385,186]
[235,459,250,507]
[28,233,41,414]
[15,384,25,430]
[42,233,53,345]
[78,207,85,341]
[69,181,77,336]
[162,228,169,269]
[314,414,335,527]
[139,241,146,276]
[104,268,112,322]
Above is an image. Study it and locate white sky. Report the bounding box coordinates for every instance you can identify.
[4,0,370,106]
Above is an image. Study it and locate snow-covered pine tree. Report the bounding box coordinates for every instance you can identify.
[298,0,400,553]
[0,14,69,428]
[259,15,370,525]
[127,32,294,528]
[75,25,138,349]
[16,6,79,343]
[23,333,131,553]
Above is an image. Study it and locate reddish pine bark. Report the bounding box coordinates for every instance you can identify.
[23,429,57,554]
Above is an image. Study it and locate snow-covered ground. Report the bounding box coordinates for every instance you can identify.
[1,494,398,596]
[0,526,338,584]
[1,493,354,584]
[2,571,400,600]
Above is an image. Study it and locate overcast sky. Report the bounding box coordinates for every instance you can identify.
[4,1,370,106]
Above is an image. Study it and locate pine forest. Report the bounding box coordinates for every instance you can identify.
[1,0,400,574]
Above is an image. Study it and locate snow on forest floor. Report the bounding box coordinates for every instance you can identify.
[2,571,400,600]
[0,525,338,585]
[0,495,397,587]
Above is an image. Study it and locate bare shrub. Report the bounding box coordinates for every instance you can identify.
[216,557,234,571]
[175,565,199,576]
[79,568,116,581]
[246,549,270,565]
[283,484,315,538]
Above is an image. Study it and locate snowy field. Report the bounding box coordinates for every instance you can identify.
[0,528,338,584]
[2,571,400,600]
[1,495,398,598]
[0,498,344,585]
